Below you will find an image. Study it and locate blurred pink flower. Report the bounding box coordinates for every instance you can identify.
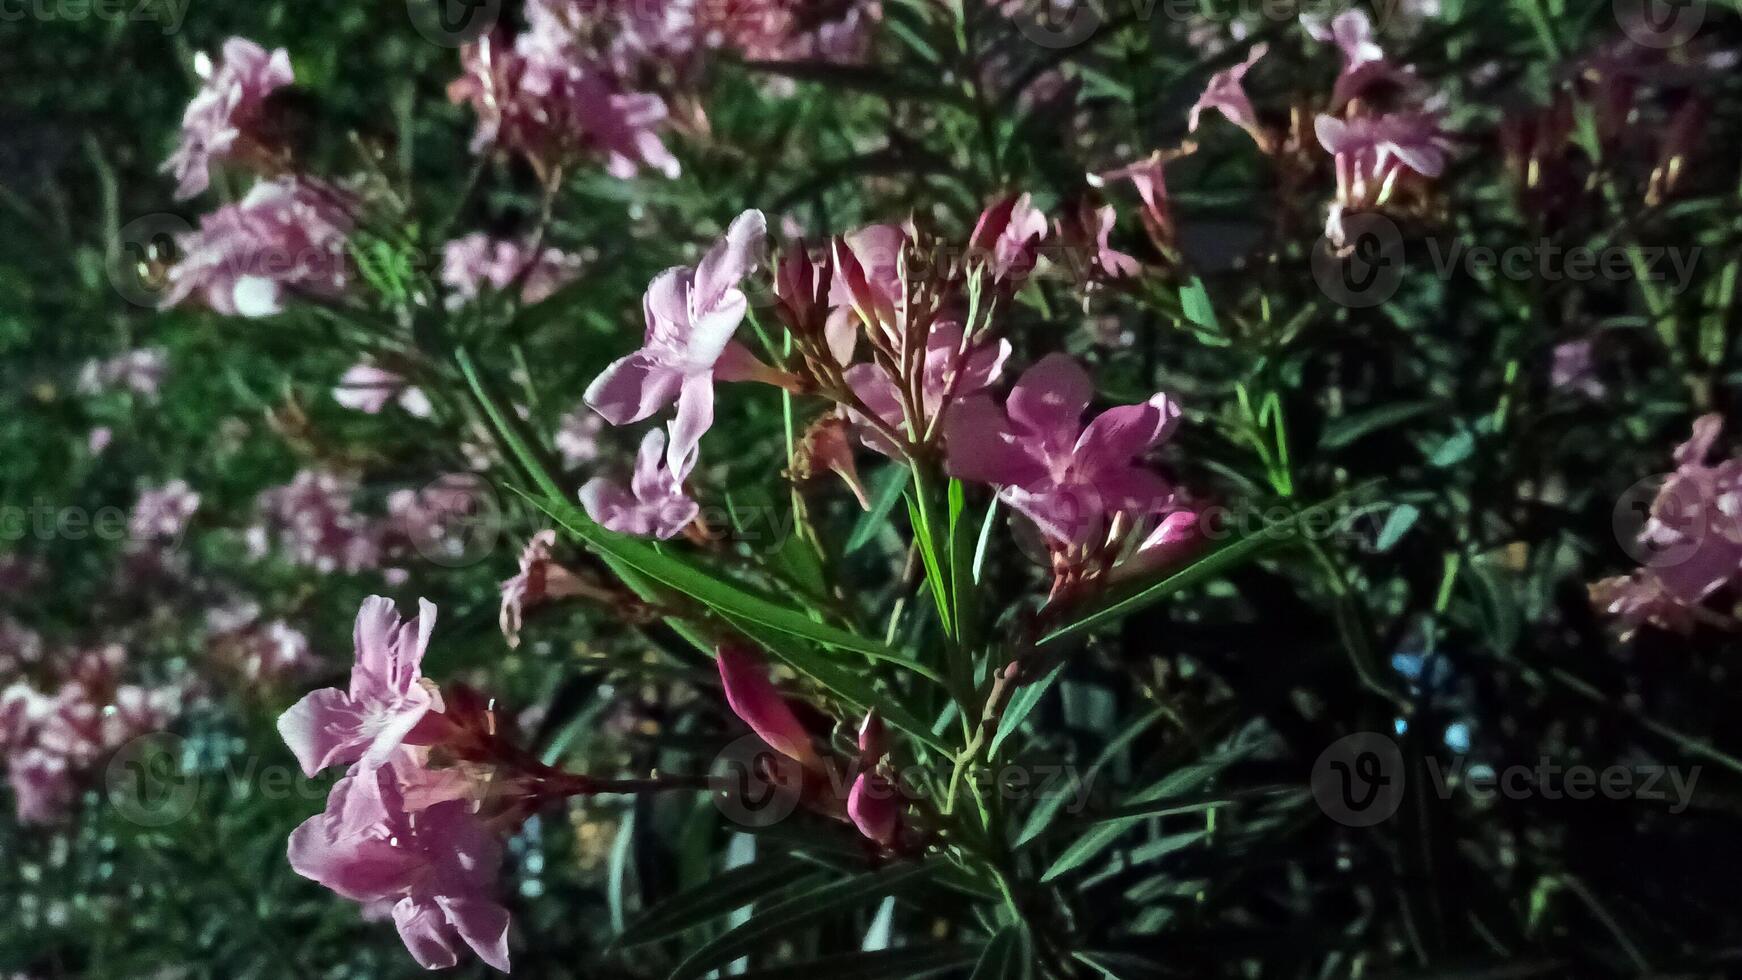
[8,747,75,826]
[946,354,1181,550]
[277,596,442,778]
[715,644,821,772]
[1594,415,1742,635]
[584,209,768,467]
[578,427,699,539]
[1303,9,1409,109]
[334,363,432,418]
[1551,339,1606,399]
[969,193,1049,284]
[288,759,510,972]
[554,408,605,467]
[163,177,356,318]
[161,37,294,200]
[440,233,582,308]
[77,347,168,401]
[450,31,679,181]
[499,530,609,648]
[1189,43,1268,145]
[255,470,382,574]
[129,479,201,542]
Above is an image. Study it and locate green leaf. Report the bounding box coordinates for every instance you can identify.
[1376,503,1421,552]
[617,855,814,948]
[905,468,955,638]
[1180,276,1219,333]
[969,923,1034,980]
[847,466,910,554]
[1318,401,1437,450]
[987,661,1065,760]
[734,945,979,979]
[1016,706,1169,846]
[669,863,937,980]
[608,807,637,935]
[1429,430,1475,467]
[1040,745,1254,882]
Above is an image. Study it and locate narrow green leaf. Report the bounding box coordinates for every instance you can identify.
[617,855,811,948]
[969,923,1034,980]
[987,661,1065,760]
[669,863,936,980]
[1016,706,1168,846]
[608,807,637,935]
[734,945,979,979]
[1376,503,1420,552]
[1040,745,1254,882]
[846,466,910,554]
[905,475,954,638]
[1318,401,1437,450]
[1180,275,1218,333]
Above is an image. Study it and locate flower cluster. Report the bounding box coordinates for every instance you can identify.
[162,175,357,318]
[1,645,180,825]
[77,347,168,401]
[160,37,295,200]
[440,233,583,309]
[1593,416,1742,637]
[1306,10,1450,248]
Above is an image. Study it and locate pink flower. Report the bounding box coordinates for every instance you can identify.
[554,407,605,467]
[946,354,1181,550]
[584,209,768,467]
[842,322,1010,458]
[163,177,356,317]
[715,644,821,772]
[1551,339,1606,399]
[450,32,679,181]
[828,223,907,349]
[1304,9,1408,109]
[578,427,699,539]
[161,37,295,200]
[288,759,511,972]
[1316,111,1449,245]
[255,470,383,574]
[276,596,443,778]
[1594,415,1742,635]
[847,771,898,845]
[969,194,1049,283]
[334,363,432,417]
[78,347,168,401]
[9,747,75,825]
[440,233,583,308]
[1189,43,1268,145]
[499,530,608,647]
[129,479,202,541]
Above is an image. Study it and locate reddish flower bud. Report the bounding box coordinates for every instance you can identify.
[716,645,823,772]
[847,771,899,846]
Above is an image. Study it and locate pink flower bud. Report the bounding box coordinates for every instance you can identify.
[857,709,887,762]
[847,772,899,847]
[716,645,822,771]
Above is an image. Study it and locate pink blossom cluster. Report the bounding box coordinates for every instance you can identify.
[1305,10,1451,247]
[440,233,583,308]
[76,347,168,401]
[2,645,180,825]
[160,37,295,200]
[1593,416,1742,636]
[333,363,433,418]
[279,597,513,972]
[252,470,385,575]
[708,0,882,64]
[203,602,317,686]
[129,479,202,543]
[162,176,357,318]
